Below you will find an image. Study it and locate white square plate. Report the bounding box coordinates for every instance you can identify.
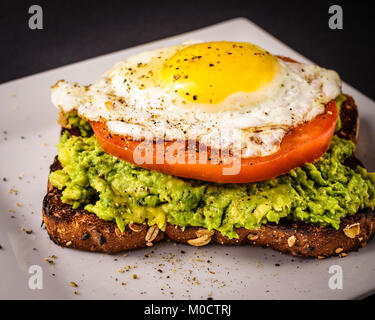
[1,18,374,300]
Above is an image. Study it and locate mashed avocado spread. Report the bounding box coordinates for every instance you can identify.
[49,102,375,239]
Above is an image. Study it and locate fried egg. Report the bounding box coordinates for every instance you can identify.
[51,41,341,158]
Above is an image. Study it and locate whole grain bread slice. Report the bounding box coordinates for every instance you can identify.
[42,95,375,257]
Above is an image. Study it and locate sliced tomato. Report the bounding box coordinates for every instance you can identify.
[90,100,337,183]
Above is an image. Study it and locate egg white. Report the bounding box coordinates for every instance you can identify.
[51,43,341,158]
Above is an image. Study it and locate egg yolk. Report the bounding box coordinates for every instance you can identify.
[161,41,279,105]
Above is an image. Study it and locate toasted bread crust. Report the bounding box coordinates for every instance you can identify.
[337,95,359,143]
[43,183,164,253]
[42,95,375,257]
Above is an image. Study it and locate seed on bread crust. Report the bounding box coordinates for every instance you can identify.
[186,229,215,246]
[145,225,159,246]
[287,235,297,247]
[187,234,212,247]
[343,223,360,239]
[195,229,215,238]
[247,233,259,241]
[128,221,142,233]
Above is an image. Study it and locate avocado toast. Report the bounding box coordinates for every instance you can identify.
[43,95,375,257]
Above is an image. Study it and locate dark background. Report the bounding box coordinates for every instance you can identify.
[1,0,375,100]
[1,0,375,301]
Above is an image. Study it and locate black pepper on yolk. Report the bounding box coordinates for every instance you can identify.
[160,41,280,105]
